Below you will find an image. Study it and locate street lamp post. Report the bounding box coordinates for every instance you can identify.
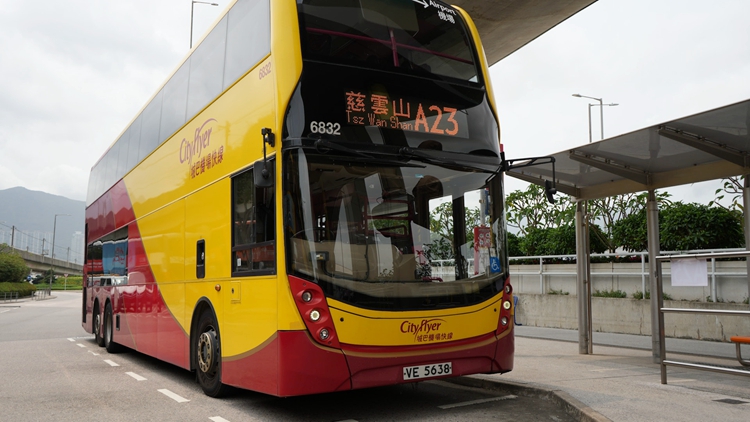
[190,1,219,49]
[570,93,618,355]
[572,94,618,142]
[50,214,70,288]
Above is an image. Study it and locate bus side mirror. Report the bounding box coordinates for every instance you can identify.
[256,128,275,188]
[254,160,274,188]
[545,180,557,204]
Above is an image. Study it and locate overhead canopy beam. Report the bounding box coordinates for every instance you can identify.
[452,0,598,66]
[506,170,581,197]
[568,151,652,185]
[658,126,750,169]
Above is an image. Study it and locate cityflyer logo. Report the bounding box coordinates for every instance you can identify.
[400,319,453,343]
[178,118,225,179]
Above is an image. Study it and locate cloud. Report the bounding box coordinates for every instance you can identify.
[0,0,748,208]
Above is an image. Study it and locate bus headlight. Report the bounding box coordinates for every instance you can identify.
[310,309,321,321]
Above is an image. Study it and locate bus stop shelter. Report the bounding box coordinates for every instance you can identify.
[506,98,750,360]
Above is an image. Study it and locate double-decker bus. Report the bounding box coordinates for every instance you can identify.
[83,0,515,397]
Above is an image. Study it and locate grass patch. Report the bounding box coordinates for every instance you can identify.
[633,290,673,300]
[593,289,627,298]
[34,276,83,291]
[548,288,569,295]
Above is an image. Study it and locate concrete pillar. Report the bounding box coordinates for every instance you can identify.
[575,200,592,354]
[647,190,661,363]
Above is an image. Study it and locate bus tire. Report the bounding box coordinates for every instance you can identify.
[194,311,227,397]
[94,302,104,347]
[104,302,123,353]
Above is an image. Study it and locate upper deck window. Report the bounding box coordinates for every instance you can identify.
[298,0,480,85]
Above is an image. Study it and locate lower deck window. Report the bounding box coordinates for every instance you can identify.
[232,163,275,275]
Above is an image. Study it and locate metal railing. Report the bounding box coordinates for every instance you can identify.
[657,250,750,383]
[33,289,52,301]
[509,249,746,301]
[1,292,19,302]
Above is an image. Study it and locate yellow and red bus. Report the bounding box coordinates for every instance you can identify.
[83,0,514,397]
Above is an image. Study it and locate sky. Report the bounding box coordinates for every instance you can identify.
[0,0,749,206]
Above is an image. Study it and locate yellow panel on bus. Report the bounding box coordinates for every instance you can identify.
[328,295,502,347]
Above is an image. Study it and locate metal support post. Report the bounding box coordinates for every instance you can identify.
[575,201,592,354]
[647,190,662,363]
[744,177,750,309]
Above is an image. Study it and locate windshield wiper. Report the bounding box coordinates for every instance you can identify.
[397,147,497,173]
[310,140,425,168]
[314,139,373,158]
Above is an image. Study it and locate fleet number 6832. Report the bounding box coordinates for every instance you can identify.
[309,121,341,135]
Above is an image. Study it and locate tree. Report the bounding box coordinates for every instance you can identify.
[429,202,481,259]
[505,184,575,236]
[709,176,744,216]
[0,245,29,283]
[660,202,744,251]
[589,191,671,252]
[612,202,744,252]
[611,209,648,252]
[519,224,608,256]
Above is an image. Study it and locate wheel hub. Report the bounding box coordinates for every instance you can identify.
[197,331,215,373]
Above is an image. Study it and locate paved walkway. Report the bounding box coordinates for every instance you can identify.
[468,326,750,421]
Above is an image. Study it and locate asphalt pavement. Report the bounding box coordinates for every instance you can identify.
[5,293,749,421]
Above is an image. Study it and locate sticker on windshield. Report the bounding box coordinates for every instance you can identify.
[413,0,458,24]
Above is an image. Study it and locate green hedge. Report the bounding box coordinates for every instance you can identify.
[0,282,37,297]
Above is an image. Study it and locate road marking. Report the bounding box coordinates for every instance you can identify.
[158,389,190,403]
[104,359,120,367]
[209,417,231,422]
[88,350,100,356]
[76,343,86,348]
[438,394,517,409]
[126,372,147,381]
[67,338,76,342]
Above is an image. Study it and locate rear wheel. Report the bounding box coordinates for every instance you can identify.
[194,311,227,397]
[104,303,123,353]
[93,303,104,347]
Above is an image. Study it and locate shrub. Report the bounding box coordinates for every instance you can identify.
[0,248,29,283]
[0,282,37,297]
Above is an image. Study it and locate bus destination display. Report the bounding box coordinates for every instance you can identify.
[307,88,469,139]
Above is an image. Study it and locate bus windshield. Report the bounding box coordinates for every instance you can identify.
[298,0,479,84]
[284,148,507,311]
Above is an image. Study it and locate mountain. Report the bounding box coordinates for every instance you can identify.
[0,187,86,262]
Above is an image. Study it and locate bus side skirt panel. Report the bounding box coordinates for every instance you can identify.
[222,330,350,397]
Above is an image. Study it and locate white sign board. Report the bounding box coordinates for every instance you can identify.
[671,258,708,287]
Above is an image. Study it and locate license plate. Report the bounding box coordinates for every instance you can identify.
[403,362,452,380]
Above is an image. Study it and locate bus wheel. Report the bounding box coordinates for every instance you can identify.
[104,303,123,353]
[194,311,227,397]
[94,304,104,347]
